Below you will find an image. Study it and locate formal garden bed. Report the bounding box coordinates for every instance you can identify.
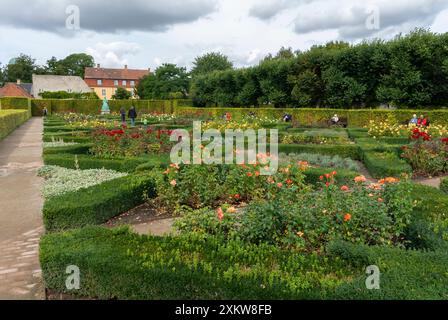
[38,110,448,299]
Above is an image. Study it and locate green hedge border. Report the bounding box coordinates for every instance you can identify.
[43,174,157,232]
[0,110,30,140]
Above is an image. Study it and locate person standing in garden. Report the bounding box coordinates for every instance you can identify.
[120,107,126,125]
[128,106,137,127]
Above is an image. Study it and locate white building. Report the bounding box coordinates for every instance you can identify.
[32,74,92,98]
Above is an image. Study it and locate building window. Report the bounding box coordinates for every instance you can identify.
[122,80,127,86]
[97,79,102,86]
[102,89,106,96]
[114,80,119,86]
[130,80,135,87]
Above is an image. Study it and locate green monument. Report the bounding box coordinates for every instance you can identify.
[101,98,110,115]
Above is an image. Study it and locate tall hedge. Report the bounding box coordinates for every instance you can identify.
[0,110,30,140]
[190,30,448,109]
[174,107,448,127]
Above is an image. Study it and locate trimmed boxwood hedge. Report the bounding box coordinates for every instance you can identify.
[277,144,361,160]
[405,184,448,251]
[40,226,448,300]
[44,153,170,172]
[39,226,354,299]
[0,110,30,140]
[327,240,448,299]
[42,154,165,172]
[303,167,359,186]
[43,144,92,155]
[43,174,156,232]
[175,107,448,127]
[441,177,448,194]
[362,151,412,178]
[43,134,91,143]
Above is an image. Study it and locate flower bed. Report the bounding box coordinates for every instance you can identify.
[38,165,127,198]
[90,127,174,158]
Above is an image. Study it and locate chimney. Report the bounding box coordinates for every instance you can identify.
[97,64,101,68]
[16,79,21,85]
[124,65,128,69]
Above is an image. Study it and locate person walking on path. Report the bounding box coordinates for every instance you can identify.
[120,107,126,125]
[128,106,137,127]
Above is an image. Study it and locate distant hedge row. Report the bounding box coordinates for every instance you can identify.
[176,107,448,127]
[0,97,192,116]
[0,110,30,140]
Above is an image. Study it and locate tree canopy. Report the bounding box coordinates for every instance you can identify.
[137,63,189,100]
[191,52,233,77]
[190,29,448,109]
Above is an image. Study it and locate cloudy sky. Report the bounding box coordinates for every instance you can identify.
[1,0,448,71]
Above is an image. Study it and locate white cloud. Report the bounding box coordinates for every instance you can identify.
[86,42,141,68]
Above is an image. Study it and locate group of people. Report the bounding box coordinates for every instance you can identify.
[409,114,430,127]
[120,106,138,126]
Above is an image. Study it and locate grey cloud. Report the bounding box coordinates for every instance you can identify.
[293,0,448,39]
[0,0,218,34]
[249,0,310,20]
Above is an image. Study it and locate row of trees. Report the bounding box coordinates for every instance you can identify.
[0,53,94,85]
[137,29,448,109]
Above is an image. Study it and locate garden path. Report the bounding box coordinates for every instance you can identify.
[0,117,44,300]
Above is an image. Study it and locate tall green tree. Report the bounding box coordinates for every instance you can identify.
[4,54,37,83]
[191,52,233,77]
[112,87,132,100]
[137,63,189,99]
[46,53,94,78]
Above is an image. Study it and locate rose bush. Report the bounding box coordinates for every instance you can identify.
[154,161,309,213]
[90,127,173,158]
[175,174,415,251]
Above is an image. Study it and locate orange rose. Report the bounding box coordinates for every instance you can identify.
[344,213,352,222]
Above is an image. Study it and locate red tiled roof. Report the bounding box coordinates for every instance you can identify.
[0,83,33,98]
[84,67,150,80]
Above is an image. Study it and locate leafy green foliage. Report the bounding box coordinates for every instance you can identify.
[137,64,189,99]
[191,52,233,77]
[43,174,156,232]
[112,87,132,100]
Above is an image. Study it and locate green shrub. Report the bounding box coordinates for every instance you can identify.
[303,167,359,185]
[0,110,30,140]
[277,144,361,160]
[280,152,360,171]
[40,226,448,300]
[43,144,92,155]
[43,154,150,172]
[43,174,156,232]
[441,177,448,194]
[405,184,448,251]
[176,179,414,250]
[0,97,31,110]
[327,240,448,299]
[175,107,448,127]
[40,226,355,299]
[363,151,412,178]
[43,134,91,143]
